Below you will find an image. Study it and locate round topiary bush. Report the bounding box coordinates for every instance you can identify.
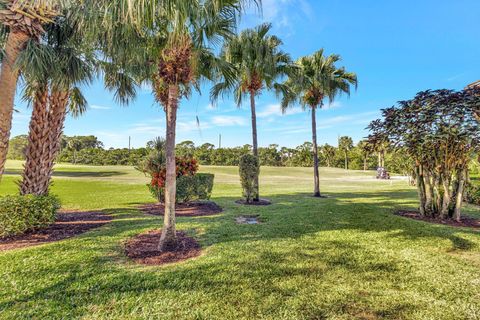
[239,154,259,204]
[0,194,60,238]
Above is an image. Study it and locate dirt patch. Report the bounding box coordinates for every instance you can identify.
[235,215,261,225]
[235,199,272,206]
[0,211,112,251]
[395,210,480,230]
[138,201,223,217]
[125,230,201,265]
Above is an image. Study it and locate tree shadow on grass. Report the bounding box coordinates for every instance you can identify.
[1,190,479,319]
[4,169,127,178]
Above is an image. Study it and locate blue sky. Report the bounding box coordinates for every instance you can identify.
[10,0,480,149]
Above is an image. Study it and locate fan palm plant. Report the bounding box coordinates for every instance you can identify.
[211,23,292,201]
[18,13,136,195]
[100,0,258,250]
[280,49,357,197]
[0,0,61,179]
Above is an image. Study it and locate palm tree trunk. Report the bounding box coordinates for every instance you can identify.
[0,31,30,179]
[41,90,68,194]
[20,85,49,195]
[249,90,259,201]
[311,107,320,197]
[159,84,179,251]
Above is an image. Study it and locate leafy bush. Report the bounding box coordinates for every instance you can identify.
[148,157,199,202]
[176,173,214,203]
[466,183,480,205]
[0,195,60,238]
[239,154,259,203]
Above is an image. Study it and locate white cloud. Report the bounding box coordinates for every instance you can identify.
[90,105,112,110]
[211,116,247,126]
[257,104,302,118]
[322,101,342,111]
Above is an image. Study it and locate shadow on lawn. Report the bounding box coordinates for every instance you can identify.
[1,189,478,319]
[4,169,127,178]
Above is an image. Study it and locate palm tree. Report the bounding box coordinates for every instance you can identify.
[320,144,335,168]
[19,15,135,195]
[100,0,258,250]
[338,136,353,170]
[280,49,357,197]
[0,0,59,179]
[211,23,292,201]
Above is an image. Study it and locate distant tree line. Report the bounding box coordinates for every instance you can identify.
[8,134,413,173]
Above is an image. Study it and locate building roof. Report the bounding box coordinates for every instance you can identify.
[467,80,480,89]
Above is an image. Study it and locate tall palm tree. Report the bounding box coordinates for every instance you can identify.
[100,0,257,250]
[0,0,59,179]
[338,136,353,170]
[280,49,357,197]
[19,14,135,195]
[211,23,292,201]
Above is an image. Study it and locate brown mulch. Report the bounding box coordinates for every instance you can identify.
[125,230,201,265]
[138,201,223,217]
[235,198,272,206]
[395,210,480,229]
[0,211,112,251]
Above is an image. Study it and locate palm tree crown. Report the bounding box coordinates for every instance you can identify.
[281,49,357,111]
[211,23,292,105]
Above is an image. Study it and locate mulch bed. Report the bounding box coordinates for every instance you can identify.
[138,201,223,217]
[125,230,201,265]
[0,211,112,251]
[395,210,480,229]
[235,198,272,206]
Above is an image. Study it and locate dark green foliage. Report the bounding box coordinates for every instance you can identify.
[239,154,259,203]
[7,135,28,160]
[466,183,480,206]
[0,194,60,237]
[176,173,214,203]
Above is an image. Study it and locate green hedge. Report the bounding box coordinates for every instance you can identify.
[176,173,214,203]
[0,195,60,238]
[239,154,259,203]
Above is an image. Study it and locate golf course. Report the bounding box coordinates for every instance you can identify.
[1,160,479,319]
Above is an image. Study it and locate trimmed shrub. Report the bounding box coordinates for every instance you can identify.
[239,154,259,203]
[176,173,214,203]
[0,195,60,238]
[148,157,199,202]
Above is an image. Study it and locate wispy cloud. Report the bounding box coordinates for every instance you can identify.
[91,105,112,110]
[211,115,247,126]
[257,104,302,118]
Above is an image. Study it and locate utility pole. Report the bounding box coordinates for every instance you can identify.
[218,134,222,148]
[128,136,131,151]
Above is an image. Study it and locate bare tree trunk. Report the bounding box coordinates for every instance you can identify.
[423,172,433,216]
[440,173,451,219]
[250,90,259,201]
[454,169,466,222]
[416,164,426,216]
[311,106,320,197]
[363,155,367,171]
[0,31,30,179]
[159,84,179,251]
[344,150,348,170]
[20,86,49,195]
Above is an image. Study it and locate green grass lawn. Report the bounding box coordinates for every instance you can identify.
[1,160,479,319]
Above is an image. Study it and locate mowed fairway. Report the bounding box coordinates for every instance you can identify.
[1,160,479,319]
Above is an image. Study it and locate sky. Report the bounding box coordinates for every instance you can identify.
[10,0,480,149]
